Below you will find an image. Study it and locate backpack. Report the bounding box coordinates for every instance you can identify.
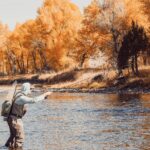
[1,100,13,118]
[1,92,25,121]
[1,85,18,120]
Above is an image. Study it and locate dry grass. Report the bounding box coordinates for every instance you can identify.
[0,66,149,90]
[88,81,107,89]
[49,69,102,88]
[47,70,77,84]
[138,66,150,78]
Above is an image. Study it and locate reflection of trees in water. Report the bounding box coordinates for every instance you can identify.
[117,93,140,102]
[47,93,150,149]
[141,94,150,108]
[139,95,150,150]
[116,93,150,149]
[117,93,141,107]
[140,115,150,150]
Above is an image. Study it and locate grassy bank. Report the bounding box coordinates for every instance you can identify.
[0,67,149,93]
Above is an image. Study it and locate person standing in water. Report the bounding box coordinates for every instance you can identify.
[5,82,51,149]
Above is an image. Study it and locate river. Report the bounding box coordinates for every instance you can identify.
[0,92,150,150]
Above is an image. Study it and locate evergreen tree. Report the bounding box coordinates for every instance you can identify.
[118,21,149,75]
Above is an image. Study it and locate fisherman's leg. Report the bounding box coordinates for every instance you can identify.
[5,120,11,146]
[14,119,24,148]
[5,118,15,147]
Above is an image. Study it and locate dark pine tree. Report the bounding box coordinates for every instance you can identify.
[117,21,149,76]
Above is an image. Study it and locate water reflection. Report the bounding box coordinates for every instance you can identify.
[9,148,23,150]
[0,92,150,150]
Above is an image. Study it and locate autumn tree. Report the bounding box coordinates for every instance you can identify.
[36,0,81,70]
[118,22,149,75]
[4,21,35,74]
[2,0,81,74]
[141,0,150,21]
[71,0,110,68]
[140,0,150,65]
[95,0,148,68]
[0,22,10,75]
[5,28,26,74]
[71,0,148,70]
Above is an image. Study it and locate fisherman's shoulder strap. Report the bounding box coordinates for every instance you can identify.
[12,92,26,104]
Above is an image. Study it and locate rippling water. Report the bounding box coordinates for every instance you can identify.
[0,92,150,150]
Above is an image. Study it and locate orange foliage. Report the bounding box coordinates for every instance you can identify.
[0,0,149,75]
[36,0,81,70]
[140,0,150,27]
[1,0,81,74]
[73,0,149,68]
[0,22,10,74]
[70,0,106,68]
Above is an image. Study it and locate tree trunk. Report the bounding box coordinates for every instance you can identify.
[31,50,38,73]
[37,48,49,71]
[118,69,123,77]
[26,55,29,73]
[131,56,136,75]
[6,53,16,75]
[135,54,139,76]
[143,55,147,65]
[79,53,86,68]
[16,59,22,74]
[7,59,13,75]
[16,58,25,74]
[21,53,25,74]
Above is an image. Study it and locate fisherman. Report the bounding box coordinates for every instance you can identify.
[5,82,51,149]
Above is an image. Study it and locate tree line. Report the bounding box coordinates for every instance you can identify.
[0,0,149,76]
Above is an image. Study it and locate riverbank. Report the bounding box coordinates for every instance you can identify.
[0,67,149,94]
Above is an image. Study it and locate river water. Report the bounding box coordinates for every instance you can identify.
[0,92,150,150]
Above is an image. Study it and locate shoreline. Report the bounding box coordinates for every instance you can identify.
[45,88,150,94]
[0,85,149,94]
[0,68,149,94]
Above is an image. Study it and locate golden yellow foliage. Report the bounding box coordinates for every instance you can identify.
[0,22,10,74]
[1,0,82,74]
[75,0,149,68]
[0,0,149,75]
[36,0,82,70]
